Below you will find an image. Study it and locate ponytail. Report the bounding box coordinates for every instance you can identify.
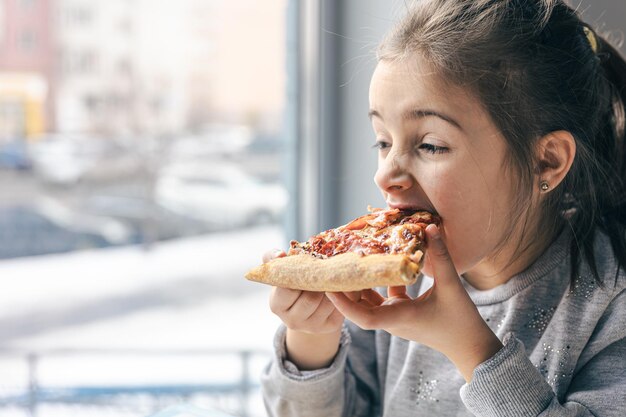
[592,33,626,281]
[596,37,626,188]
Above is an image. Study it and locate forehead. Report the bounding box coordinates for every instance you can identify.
[369,59,486,124]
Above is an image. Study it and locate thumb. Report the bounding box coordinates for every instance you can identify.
[262,249,286,263]
[425,224,460,289]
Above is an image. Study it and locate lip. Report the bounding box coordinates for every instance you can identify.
[387,201,435,213]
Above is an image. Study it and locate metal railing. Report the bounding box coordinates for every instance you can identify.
[0,347,270,417]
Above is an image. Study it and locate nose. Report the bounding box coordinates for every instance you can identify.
[374,155,413,193]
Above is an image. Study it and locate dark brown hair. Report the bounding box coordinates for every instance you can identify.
[378,0,626,284]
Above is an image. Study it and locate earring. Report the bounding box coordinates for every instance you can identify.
[540,181,550,192]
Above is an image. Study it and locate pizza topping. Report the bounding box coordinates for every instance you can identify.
[344,213,378,231]
[384,223,424,254]
[343,207,409,230]
[288,209,439,259]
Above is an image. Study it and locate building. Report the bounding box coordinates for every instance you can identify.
[55,0,138,135]
[0,0,285,139]
[0,0,55,140]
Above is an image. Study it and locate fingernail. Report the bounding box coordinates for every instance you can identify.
[427,224,441,239]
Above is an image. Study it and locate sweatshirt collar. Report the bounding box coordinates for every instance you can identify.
[462,230,570,305]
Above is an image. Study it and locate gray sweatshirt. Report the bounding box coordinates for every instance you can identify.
[260,230,626,416]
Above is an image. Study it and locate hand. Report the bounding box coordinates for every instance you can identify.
[325,224,502,381]
[263,249,359,334]
[263,249,360,369]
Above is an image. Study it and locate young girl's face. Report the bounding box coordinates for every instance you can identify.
[370,59,527,283]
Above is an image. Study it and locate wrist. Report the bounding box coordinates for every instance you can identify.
[285,328,342,371]
[446,325,503,382]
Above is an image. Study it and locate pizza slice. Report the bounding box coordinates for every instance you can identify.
[245,207,439,291]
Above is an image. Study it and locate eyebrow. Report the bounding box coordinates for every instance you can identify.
[368,108,463,130]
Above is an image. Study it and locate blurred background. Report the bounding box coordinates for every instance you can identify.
[0,0,623,416]
[0,0,288,416]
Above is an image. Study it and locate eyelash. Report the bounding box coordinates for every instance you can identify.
[419,143,449,154]
[371,140,390,150]
[371,140,449,154]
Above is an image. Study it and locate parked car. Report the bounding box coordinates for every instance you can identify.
[27,134,142,185]
[0,200,138,259]
[79,194,218,240]
[165,124,253,163]
[28,137,94,184]
[155,162,288,228]
[0,139,32,170]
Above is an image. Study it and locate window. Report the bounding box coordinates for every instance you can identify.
[63,6,93,26]
[62,50,97,74]
[18,30,36,51]
[0,0,291,416]
[19,0,36,9]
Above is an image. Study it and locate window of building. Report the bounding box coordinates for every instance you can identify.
[18,0,36,9]
[63,6,93,26]
[62,50,97,74]
[18,30,36,51]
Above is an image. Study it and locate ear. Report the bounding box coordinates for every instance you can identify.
[535,130,576,191]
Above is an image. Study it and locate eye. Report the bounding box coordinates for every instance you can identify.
[371,140,391,151]
[418,143,449,154]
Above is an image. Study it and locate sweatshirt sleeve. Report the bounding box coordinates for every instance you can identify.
[461,295,626,417]
[260,323,380,417]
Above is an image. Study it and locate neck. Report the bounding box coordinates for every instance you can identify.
[463,228,559,291]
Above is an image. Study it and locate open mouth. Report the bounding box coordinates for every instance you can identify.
[386,202,437,215]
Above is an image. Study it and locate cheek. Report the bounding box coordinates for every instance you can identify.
[427,175,507,273]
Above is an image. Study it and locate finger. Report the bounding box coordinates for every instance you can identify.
[287,291,325,320]
[387,285,409,299]
[324,309,345,328]
[262,249,286,263]
[329,293,413,330]
[361,289,386,306]
[345,291,362,302]
[317,294,340,320]
[425,224,461,289]
[356,297,377,309]
[269,287,301,313]
[325,292,371,326]
[337,291,380,309]
[326,292,402,330]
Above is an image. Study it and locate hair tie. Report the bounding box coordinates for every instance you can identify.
[582,26,598,54]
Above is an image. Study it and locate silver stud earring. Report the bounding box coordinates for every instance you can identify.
[540,181,550,192]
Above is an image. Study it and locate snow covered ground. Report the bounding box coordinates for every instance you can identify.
[0,226,287,417]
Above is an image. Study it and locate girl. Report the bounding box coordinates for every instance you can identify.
[261,0,626,415]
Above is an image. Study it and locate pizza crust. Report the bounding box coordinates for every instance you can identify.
[245,252,421,291]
